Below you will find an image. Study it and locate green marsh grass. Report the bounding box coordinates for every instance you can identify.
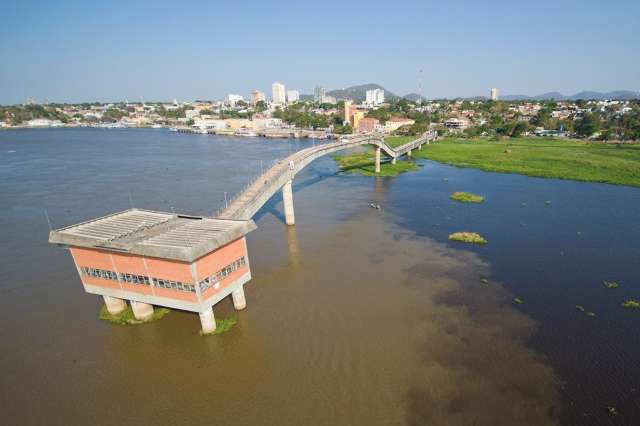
[450,192,485,203]
[448,232,487,245]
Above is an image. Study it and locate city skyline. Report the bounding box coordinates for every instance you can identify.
[1,0,639,104]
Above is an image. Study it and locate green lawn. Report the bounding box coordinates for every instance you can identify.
[412,137,640,187]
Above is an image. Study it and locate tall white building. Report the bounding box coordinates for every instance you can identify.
[366,88,385,106]
[225,94,244,106]
[314,86,326,103]
[287,90,300,103]
[272,82,286,104]
[490,88,499,101]
[250,90,266,105]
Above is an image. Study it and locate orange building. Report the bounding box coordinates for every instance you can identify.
[49,209,256,333]
[357,117,380,133]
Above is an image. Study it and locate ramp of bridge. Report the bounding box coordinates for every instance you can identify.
[217,131,436,220]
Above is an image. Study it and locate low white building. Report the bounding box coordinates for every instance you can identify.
[27,118,63,127]
[385,117,415,132]
[225,94,244,106]
[444,117,470,130]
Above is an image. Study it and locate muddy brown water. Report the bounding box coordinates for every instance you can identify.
[2,129,639,425]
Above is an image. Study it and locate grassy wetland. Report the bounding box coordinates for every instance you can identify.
[335,136,640,187]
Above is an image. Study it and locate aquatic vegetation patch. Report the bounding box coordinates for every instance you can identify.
[608,406,619,416]
[513,297,523,304]
[448,232,487,245]
[621,300,640,309]
[480,278,489,285]
[99,305,170,325]
[450,191,485,203]
[200,314,238,336]
[603,281,619,289]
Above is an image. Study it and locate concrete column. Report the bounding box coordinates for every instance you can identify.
[391,157,397,165]
[419,144,423,150]
[102,295,126,315]
[130,300,154,321]
[232,286,247,310]
[375,147,381,174]
[199,307,216,334]
[282,180,295,226]
[407,149,412,157]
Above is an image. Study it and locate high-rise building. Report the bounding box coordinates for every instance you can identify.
[314,86,326,103]
[490,88,499,101]
[272,82,286,104]
[366,88,385,106]
[287,90,299,103]
[250,90,266,106]
[343,100,353,124]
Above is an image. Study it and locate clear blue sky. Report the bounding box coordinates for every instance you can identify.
[1,0,638,104]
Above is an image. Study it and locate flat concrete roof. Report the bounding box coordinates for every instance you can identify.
[49,208,256,262]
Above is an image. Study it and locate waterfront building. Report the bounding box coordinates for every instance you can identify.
[490,88,499,101]
[225,94,244,106]
[366,89,385,106]
[251,90,266,106]
[287,90,300,103]
[48,209,256,333]
[272,82,286,104]
[314,86,326,103]
[357,117,379,133]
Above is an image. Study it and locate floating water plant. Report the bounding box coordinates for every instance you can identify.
[448,232,487,245]
[585,311,596,317]
[608,406,618,416]
[513,297,523,304]
[450,191,485,203]
[545,200,552,206]
[99,305,170,325]
[603,281,619,289]
[480,278,489,284]
[200,314,238,336]
[575,305,585,312]
[622,300,640,309]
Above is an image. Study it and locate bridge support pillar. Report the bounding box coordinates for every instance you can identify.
[283,180,295,226]
[375,147,381,174]
[419,144,422,150]
[407,149,412,157]
[232,285,247,310]
[199,307,216,334]
[391,157,396,165]
[102,295,126,315]
[130,300,154,321]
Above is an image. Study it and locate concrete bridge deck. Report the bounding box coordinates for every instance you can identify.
[217,131,436,221]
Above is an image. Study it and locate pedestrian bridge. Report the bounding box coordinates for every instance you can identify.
[217,131,437,223]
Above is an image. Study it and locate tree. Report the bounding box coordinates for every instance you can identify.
[575,112,600,137]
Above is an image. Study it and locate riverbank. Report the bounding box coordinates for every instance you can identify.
[336,137,640,187]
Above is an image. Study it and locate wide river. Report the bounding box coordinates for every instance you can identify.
[1,128,639,425]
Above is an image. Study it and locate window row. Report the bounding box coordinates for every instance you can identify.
[198,256,247,293]
[80,267,195,293]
